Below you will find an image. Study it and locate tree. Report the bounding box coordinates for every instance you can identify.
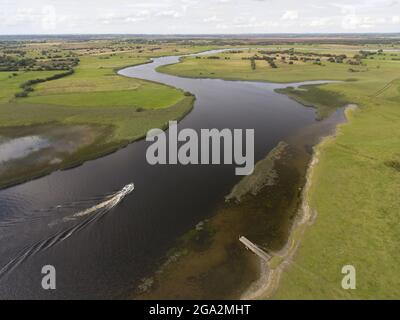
[251,58,256,70]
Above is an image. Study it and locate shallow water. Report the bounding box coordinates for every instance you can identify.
[0,136,49,164]
[0,49,341,299]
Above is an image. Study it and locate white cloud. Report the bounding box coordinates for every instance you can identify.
[308,17,334,27]
[1,0,399,34]
[156,10,182,18]
[41,6,57,31]
[341,14,386,30]
[332,4,356,15]
[203,15,220,23]
[216,23,228,29]
[4,8,37,25]
[281,10,299,20]
[124,10,150,23]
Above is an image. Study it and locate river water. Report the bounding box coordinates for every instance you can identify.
[0,50,343,299]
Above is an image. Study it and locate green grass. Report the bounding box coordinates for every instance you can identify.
[276,85,351,119]
[0,45,207,188]
[161,45,400,299]
[0,70,64,104]
[159,49,400,83]
[21,54,183,108]
[0,51,194,141]
[0,97,194,141]
[0,44,221,137]
[274,100,400,299]
[271,59,400,298]
[0,96,194,189]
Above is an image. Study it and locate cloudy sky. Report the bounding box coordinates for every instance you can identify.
[1,0,399,34]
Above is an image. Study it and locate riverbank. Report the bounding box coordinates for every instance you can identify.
[157,46,400,298]
[0,96,194,190]
[0,46,207,189]
[273,99,400,298]
[243,105,356,299]
[248,90,400,299]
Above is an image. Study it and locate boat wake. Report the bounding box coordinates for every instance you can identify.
[0,183,134,279]
[0,193,114,228]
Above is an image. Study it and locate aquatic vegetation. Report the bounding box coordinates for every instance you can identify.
[226,142,288,202]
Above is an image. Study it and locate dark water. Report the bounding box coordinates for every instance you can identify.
[0,50,340,299]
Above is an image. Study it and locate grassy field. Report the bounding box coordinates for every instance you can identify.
[22,54,183,109]
[0,70,65,103]
[273,98,400,299]
[0,42,215,188]
[1,43,217,136]
[161,45,400,298]
[158,47,399,83]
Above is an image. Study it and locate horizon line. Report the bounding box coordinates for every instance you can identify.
[1,32,400,37]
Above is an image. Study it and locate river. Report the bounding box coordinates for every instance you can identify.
[0,49,344,299]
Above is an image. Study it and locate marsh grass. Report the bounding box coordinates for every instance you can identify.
[276,85,350,119]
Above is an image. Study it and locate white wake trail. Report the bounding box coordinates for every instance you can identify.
[65,183,134,221]
[0,183,134,279]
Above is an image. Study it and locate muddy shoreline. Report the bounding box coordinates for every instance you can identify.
[243,105,356,300]
[0,96,194,191]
